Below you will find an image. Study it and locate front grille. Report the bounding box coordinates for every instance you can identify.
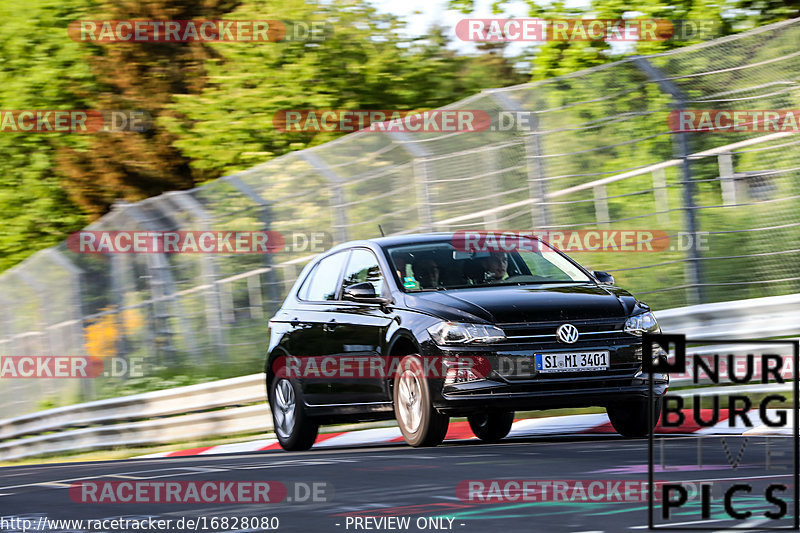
[498,318,630,345]
[491,319,642,383]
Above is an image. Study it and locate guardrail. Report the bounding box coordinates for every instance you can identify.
[657,292,800,387]
[657,292,800,340]
[0,374,269,462]
[0,294,796,462]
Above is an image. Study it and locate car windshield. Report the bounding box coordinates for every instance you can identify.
[386,239,592,291]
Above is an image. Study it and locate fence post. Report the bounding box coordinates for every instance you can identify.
[44,249,88,399]
[224,174,281,313]
[164,192,228,362]
[386,131,434,231]
[634,57,704,305]
[0,292,11,354]
[301,152,350,243]
[526,114,550,229]
[412,158,434,231]
[45,249,86,352]
[593,185,610,223]
[116,202,182,365]
[487,90,549,229]
[109,250,132,362]
[247,273,264,320]
[10,270,58,401]
[652,167,670,226]
[718,153,739,206]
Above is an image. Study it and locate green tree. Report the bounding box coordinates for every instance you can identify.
[0,0,97,270]
[165,0,527,177]
[57,0,241,217]
[734,0,800,25]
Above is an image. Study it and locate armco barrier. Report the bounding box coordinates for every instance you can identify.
[0,294,796,462]
[0,373,266,442]
[0,404,269,462]
[657,292,800,340]
[0,374,268,461]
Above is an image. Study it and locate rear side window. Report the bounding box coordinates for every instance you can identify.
[298,252,347,301]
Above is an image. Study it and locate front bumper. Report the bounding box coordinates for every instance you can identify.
[434,376,668,414]
[423,333,669,415]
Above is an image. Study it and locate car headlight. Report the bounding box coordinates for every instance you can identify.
[427,322,505,345]
[624,311,660,336]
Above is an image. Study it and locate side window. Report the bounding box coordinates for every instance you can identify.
[341,249,384,297]
[301,252,347,301]
[296,265,316,300]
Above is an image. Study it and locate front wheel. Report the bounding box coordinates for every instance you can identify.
[468,411,514,442]
[607,398,662,438]
[270,377,318,451]
[393,355,449,447]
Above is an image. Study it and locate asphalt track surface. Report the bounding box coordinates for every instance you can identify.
[0,433,796,533]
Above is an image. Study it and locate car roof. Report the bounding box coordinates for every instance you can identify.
[369,232,457,247]
[328,232,456,253]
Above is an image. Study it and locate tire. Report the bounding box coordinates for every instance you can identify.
[270,377,319,451]
[393,355,449,447]
[468,411,514,442]
[607,398,662,438]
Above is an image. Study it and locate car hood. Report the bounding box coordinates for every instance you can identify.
[404,283,634,323]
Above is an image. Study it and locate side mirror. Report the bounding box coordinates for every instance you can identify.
[593,271,615,285]
[343,282,390,304]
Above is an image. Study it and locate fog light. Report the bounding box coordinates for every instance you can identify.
[443,358,483,384]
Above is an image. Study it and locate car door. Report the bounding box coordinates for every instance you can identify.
[325,248,394,404]
[288,250,348,405]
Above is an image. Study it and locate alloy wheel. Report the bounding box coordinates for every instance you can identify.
[273,378,296,439]
[397,370,422,433]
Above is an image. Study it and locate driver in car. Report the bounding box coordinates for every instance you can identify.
[412,257,441,289]
[481,252,509,282]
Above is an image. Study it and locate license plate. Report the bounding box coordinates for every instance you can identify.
[535,351,610,373]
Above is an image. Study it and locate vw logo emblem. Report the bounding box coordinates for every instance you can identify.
[556,323,579,344]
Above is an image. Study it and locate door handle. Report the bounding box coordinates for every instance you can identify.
[323,319,337,332]
[290,317,300,327]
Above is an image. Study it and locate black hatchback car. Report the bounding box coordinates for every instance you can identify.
[266,233,668,450]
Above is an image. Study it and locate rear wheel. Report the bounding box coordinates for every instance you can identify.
[607,398,662,438]
[270,377,318,451]
[393,355,449,447]
[468,411,514,442]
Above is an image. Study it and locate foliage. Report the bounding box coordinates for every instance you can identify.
[0,0,97,270]
[57,0,241,217]
[164,0,528,177]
